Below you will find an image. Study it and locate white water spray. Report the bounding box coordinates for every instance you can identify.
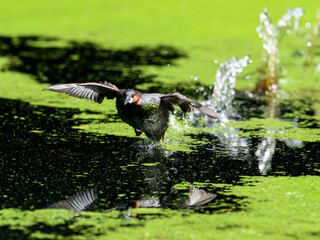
[212,56,251,119]
[256,8,303,92]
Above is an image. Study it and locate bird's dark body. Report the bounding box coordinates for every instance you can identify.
[116,93,169,141]
[43,82,220,141]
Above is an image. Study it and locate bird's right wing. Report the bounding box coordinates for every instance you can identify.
[160,92,220,120]
[43,82,121,104]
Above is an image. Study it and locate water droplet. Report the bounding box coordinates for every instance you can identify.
[214,60,218,64]
[305,22,312,29]
[194,77,198,81]
[279,78,287,85]
[307,42,312,47]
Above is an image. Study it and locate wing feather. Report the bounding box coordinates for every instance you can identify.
[47,188,98,212]
[187,187,217,208]
[160,92,220,120]
[43,82,121,104]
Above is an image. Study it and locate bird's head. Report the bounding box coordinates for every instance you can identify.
[124,90,141,105]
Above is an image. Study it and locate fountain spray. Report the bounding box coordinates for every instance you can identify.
[304,9,320,67]
[256,8,303,95]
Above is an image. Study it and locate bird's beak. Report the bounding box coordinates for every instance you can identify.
[124,96,131,105]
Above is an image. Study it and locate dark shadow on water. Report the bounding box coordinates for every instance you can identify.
[0,97,249,236]
[0,226,29,240]
[189,131,320,176]
[0,35,185,91]
[1,97,319,213]
[0,97,246,212]
[0,219,103,240]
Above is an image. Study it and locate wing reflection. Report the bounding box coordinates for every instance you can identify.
[47,188,98,212]
[47,186,217,213]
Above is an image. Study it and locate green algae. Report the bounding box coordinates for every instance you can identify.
[141,103,159,114]
[163,116,208,152]
[75,121,138,138]
[274,127,320,142]
[1,1,320,239]
[0,1,320,93]
[172,181,221,191]
[231,118,294,131]
[0,1,318,146]
[229,117,320,142]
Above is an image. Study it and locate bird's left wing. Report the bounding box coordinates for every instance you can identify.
[43,82,121,103]
[187,187,217,208]
[47,188,98,212]
[160,92,220,120]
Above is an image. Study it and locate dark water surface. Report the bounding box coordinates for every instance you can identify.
[0,97,319,212]
[0,35,197,93]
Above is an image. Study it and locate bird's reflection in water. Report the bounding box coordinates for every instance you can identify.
[47,187,217,218]
[47,143,218,219]
[47,188,98,213]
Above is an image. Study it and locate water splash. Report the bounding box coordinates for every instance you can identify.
[208,55,305,174]
[201,56,252,160]
[256,8,303,94]
[276,8,304,38]
[212,55,251,119]
[304,9,320,67]
[255,130,304,175]
[255,130,277,175]
[211,120,250,161]
[254,98,303,175]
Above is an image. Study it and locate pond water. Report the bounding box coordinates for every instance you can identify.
[0,34,320,239]
[0,92,319,211]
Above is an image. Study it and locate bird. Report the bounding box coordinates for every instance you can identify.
[137,186,217,209]
[47,188,98,212]
[43,82,220,141]
[47,187,217,213]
